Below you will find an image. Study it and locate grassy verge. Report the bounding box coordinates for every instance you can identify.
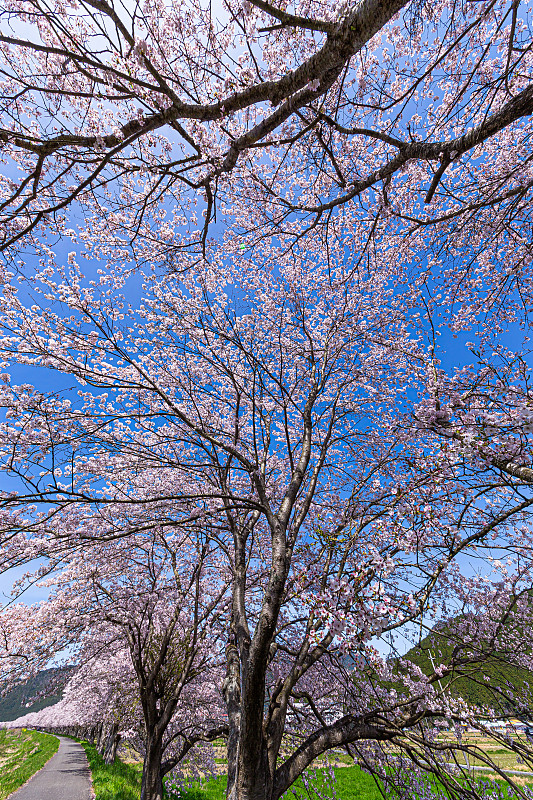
[78,742,532,800]
[80,741,143,800]
[0,727,59,799]
[163,764,532,800]
[80,741,227,800]
[281,766,383,800]
[78,743,382,800]
[166,766,385,800]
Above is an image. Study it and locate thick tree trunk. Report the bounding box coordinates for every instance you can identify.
[223,642,242,800]
[225,649,278,800]
[140,737,164,800]
[226,746,273,800]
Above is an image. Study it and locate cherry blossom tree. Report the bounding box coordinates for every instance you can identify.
[6,646,135,759]
[8,619,225,788]
[0,0,531,265]
[0,519,229,799]
[58,530,229,798]
[1,3,533,800]
[2,240,533,800]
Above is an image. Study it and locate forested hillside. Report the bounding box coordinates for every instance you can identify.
[401,614,533,714]
[0,668,72,723]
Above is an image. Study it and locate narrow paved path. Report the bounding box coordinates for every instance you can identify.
[9,735,92,800]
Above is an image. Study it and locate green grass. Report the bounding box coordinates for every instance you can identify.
[80,741,228,800]
[168,776,227,800]
[0,727,59,799]
[165,767,382,800]
[80,741,144,800]
[284,766,383,800]
[78,744,383,800]
[165,763,533,800]
[79,744,531,800]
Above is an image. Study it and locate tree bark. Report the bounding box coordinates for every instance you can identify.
[140,736,164,800]
[96,721,105,755]
[103,721,121,764]
[225,654,279,800]
[229,748,273,800]
[223,641,242,800]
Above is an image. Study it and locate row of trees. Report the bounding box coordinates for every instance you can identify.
[0,1,533,799]
[2,252,533,798]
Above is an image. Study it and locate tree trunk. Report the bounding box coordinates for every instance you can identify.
[140,737,164,800]
[223,642,242,800]
[226,747,273,800]
[97,722,106,756]
[103,722,121,764]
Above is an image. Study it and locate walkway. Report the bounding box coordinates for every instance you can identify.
[9,735,92,800]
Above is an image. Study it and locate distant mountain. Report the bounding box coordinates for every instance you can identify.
[398,613,533,714]
[0,667,73,722]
